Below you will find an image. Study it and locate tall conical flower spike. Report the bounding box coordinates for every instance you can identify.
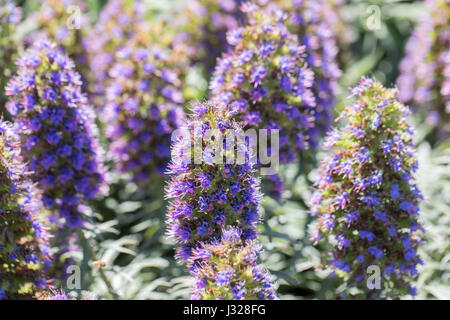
[311,78,424,299]
[165,101,262,263]
[6,41,107,229]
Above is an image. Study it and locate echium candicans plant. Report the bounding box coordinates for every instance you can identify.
[0,0,22,111]
[104,21,188,191]
[5,40,108,230]
[0,120,50,299]
[310,78,424,299]
[397,0,450,139]
[166,101,262,263]
[85,0,147,106]
[189,227,276,300]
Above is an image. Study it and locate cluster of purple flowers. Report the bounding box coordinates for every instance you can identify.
[165,102,262,263]
[189,227,276,300]
[311,78,424,298]
[0,120,50,299]
[210,5,318,162]
[5,41,107,229]
[85,0,147,106]
[0,0,22,107]
[397,0,450,137]
[103,21,188,189]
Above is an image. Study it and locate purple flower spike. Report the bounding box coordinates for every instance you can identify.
[6,41,108,229]
[311,78,424,299]
[165,101,262,263]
